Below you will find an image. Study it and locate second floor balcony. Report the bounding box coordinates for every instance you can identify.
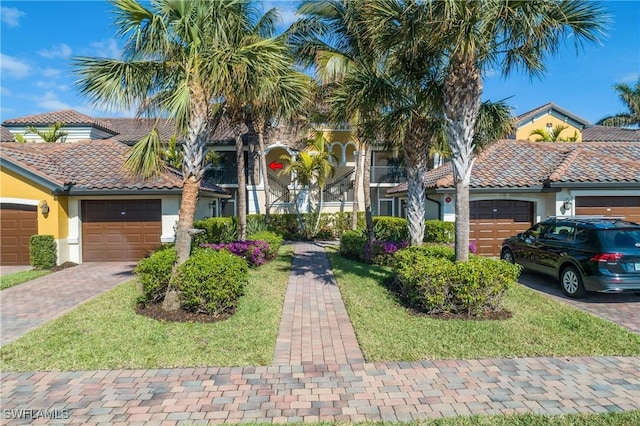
[371,166,407,183]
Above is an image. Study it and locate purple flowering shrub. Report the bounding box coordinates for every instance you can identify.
[469,239,477,255]
[363,239,409,266]
[201,240,271,267]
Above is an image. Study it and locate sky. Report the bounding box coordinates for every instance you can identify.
[1,0,639,125]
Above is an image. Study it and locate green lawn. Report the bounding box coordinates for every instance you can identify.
[293,411,640,425]
[0,246,293,372]
[327,249,640,362]
[0,269,50,291]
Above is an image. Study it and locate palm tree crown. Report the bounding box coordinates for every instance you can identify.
[596,79,640,128]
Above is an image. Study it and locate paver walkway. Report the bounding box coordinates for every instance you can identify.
[0,262,134,346]
[1,244,639,424]
[273,242,364,366]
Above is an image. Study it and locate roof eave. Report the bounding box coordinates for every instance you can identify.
[549,181,640,189]
[0,157,66,192]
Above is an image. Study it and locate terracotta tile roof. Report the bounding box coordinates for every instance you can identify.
[99,118,177,144]
[387,140,640,195]
[102,116,245,145]
[1,126,15,142]
[2,109,118,134]
[582,125,640,142]
[0,140,229,196]
[515,102,591,127]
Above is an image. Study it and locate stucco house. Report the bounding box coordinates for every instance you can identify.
[387,140,640,257]
[0,136,229,266]
[513,102,591,141]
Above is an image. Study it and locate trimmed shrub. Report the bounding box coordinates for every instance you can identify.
[266,213,301,240]
[246,215,269,235]
[363,239,409,266]
[201,240,271,267]
[29,235,57,269]
[135,247,176,305]
[339,230,366,261]
[424,220,455,243]
[373,216,409,242]
[394,246,521,316]
[177,249,248,316]
[193,217,237,244]
[247,231,282,260]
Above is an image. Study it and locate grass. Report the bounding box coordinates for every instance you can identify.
[272,411,640,425]
[0,269,50,291]
[327,249,640,362]
[0,246,294,372]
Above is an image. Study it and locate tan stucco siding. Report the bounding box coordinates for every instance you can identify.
[0,167,69,239]
[516,114,583,141]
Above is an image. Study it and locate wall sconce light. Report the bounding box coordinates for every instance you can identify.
[563,197,572,211]
[40,200,50,215]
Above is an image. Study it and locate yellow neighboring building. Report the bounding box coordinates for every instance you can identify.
[514,102,591,141]
[0,139,229,266]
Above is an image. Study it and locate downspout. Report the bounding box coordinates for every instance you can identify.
[426,194,442,220]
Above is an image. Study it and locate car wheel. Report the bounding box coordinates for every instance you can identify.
[560,266,586,299]
[501,248,515,264]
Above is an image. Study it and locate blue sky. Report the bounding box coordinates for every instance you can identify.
[1,1,638,125]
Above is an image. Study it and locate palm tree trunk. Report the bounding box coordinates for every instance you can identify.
[351,140,362,230]
[362,143,374,243]
[256,120,271,222]
[234,127,247,241]
[315,184,324,234]
[443,56,482,262]
[174,175,200,263]
[406,166,426,246]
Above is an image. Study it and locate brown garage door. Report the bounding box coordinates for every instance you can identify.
[470,200,533,257]
[575,196,640,223]
[1,203,38,265]
[82,200,161,262]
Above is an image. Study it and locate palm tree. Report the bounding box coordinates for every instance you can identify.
[529,124,578,142]
[596,78,640,127]
[245,70,313,224]
[25,122,68,142]
[369,0,608,260]
[73,0,288,310]
[290,0,382,239]
[220,6,310,241]
[280,132,336,235]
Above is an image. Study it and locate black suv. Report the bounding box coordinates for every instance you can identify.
[500,216,640,298]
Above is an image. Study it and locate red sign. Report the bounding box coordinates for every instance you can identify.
[445,197,452,203]
[268,161,283,171]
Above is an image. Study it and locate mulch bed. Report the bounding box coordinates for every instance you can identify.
[51,262,78,272]
[135,304,234,323]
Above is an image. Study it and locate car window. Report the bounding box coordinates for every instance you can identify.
[524,223,550,241]
[545,225,576,242]
[598,229,640,249]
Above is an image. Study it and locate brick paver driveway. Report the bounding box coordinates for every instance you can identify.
[518,271,640,334]
[0,262,135,346]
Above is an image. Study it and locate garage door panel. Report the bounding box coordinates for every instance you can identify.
[1,204,38,265]
[82,200,161,262]
[470,200,533,257]
[576,196,640,223]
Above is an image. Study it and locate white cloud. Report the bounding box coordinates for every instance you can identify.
[1,7,25,27]
[90,39,121,59]
[36,81,68,91]
[38,43,72,59]
[1,86,11,96]
[620,72,639,84]
[0,54,31,78]
[275,7,298,28]
[41,68,61,78]
[37,91,72,111]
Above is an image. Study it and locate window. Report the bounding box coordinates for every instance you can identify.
[545,225,576,242]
